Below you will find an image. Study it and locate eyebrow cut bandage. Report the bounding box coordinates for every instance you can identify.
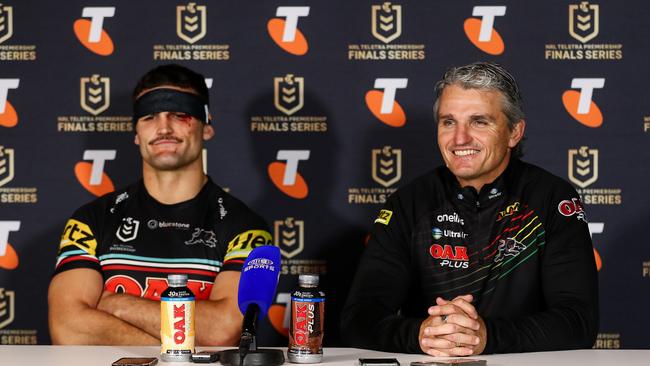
[133,88,210,125]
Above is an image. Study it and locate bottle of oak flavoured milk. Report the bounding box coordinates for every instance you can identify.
[161,274,195,362]
[288,274,325,363]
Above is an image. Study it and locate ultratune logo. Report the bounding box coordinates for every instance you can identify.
[73,7,115,56]
[558,197,587,222]
[0,287,15,329]
[436,212,465,226]
[80,75,110,116]
[371,2,402,43]
[372,146,401,188]
[268,150,310,199]
[568,146,598,188]
[0,145,14,188]
[430,244,469,269]
[569,2,599,43]
[0,78,19,128]
[0,221,20,270]
[267,6,309,56]
[562,78,605,128]
[116,217,140,242]
[365,78,407,127]
[274,217,304,259]
[274,74,304,116]
[177,2,206,44]
[75,150,116,197]
[432,227,468,240]
[464,6,506,55]
[0,5,13,44]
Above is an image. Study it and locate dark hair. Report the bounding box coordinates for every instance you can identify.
[132,64,209,105]
[433,61,525,157]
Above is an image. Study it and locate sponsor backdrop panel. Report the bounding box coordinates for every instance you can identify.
[0,0,648,349]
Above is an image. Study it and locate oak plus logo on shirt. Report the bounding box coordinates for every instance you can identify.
[464,6,506,55]
[116,217,140,242]
[430,244,469,269]
[365,78,407,127]
[73,7,115,56]
[562,78,605,128]
[268,150,309,199]
[267,6,310,56]
[0,221,20,270]
[0,78,19,128]
[75,150,116,197]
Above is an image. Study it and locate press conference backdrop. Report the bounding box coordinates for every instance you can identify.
[0,0,648,349]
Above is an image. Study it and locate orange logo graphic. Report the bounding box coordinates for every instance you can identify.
[593,248,602,271]
[365,78,407,127]
[73,7,115,56]
[269,303,289,337]
[0,79,20,127]
[268,150,309,199]
[562,78,605,128]
[464,6,506,55]
[75,150,116,196]
[588,222,603,271]
[267,6,309,56]
[0,221,20,270]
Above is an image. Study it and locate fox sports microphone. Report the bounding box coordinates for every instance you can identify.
[219,245,284,366]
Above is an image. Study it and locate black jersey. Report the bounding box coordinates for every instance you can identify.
[341,159,598,354]
[54,177,272,300]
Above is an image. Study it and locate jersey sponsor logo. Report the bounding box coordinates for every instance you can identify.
[464,6,506,55]
[116,217,139,242]
[366,78,407,127]
[558,197,587,222]
[374,209,393,225]
[60,218,97,255]
[226,230,273,261]
[177,2,207,44]
[184,228,217,248]
[148,220,191,230]
[105,275,212,300]
[497,202,520,221]
[429,244,469,269]
[73,7,115,56]
[0,79,19,128]
[0,288,15,329]
[569,2,599,43]
[431,227,442,240]
[267,6,310,56]
[436,212,465,226]
[371,2,402,44]
[494,237,526,262]
[432,227,468,240]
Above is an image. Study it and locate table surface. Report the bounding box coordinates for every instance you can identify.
[0,346,648,366]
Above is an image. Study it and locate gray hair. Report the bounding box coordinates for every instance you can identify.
[433,62,525,156]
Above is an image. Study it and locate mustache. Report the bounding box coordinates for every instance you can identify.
[149,135,182,145]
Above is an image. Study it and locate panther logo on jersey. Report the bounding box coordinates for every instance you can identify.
[185,228,217,248]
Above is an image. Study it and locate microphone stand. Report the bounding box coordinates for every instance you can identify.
[219,304,285,366]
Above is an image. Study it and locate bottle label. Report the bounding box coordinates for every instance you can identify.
[289,298,324,355]
[161,298,195,354]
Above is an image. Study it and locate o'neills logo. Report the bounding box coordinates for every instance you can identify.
[274,217,304,259]
[57,75,131,133]
[267,6,310,56]
[365,78,407,127]
[545,2,622,60]
[463,6,506,55]
[75,150,116,197]
[348,2,425,61]
[430,244,469,269]
[73,7,115,56]
[153,3,229,61]
[0,147,38,204]
[436,212,464,226]
[372,146,401,187]
[567,147,621,205]
[0,5,35,61]
[562,78,605,128]
[0,78,19,128]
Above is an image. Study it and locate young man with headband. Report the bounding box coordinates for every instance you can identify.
[48,64,272,345]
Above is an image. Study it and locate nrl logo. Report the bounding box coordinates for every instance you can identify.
[80,74,110,116]
[177,2,207,44]
[116,217,139,242]
[0,5,13,44]
[371,2,402,44]
[0,288,15,329]
[274,74,304,116]
[372,146,401,187]
[274,217,304,259]
[569,1,599,43]
[568,146,598,188]
[0,145,14,188]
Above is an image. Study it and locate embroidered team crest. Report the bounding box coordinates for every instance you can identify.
[274,74,304,116]
[0,5,13,44]
[177,2,207,44]
[568,146,598,188]
[372,146,402,187]
[185,228,217,248]
[116,217,139,242]
[0,288,15,329]
[0,146,15,188]
[371,2,402,44]
[569,2,599,43]
[274,217,304,259]
[80,75,110,116]
[494,237,526,262]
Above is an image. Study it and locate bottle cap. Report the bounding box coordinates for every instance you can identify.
[298,274,319,286]
[167,274,188,286]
